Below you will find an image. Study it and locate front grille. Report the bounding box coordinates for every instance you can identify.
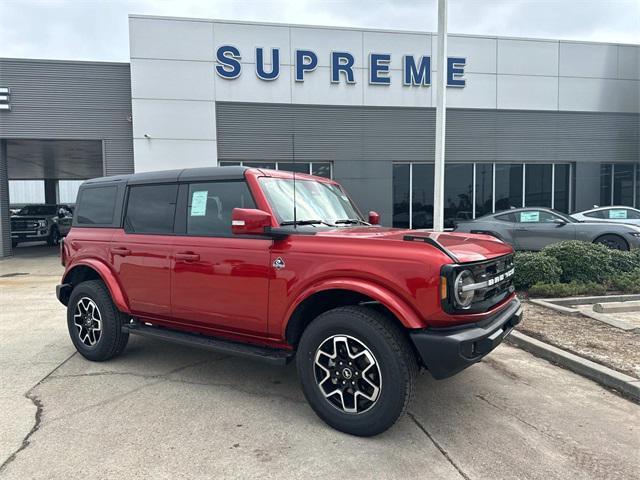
[11,220,39,230]
[467,254,515,309]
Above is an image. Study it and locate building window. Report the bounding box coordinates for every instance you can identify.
[474,163,493,218]
[494,164,523,211]
[600,163,638,207]
[219,161,332,178]
[444,164,473,227]
[392,164,410,229]
[393,162,574,229]
[412,163,434,229]
[524,164,553,208]
[553,164,571,213]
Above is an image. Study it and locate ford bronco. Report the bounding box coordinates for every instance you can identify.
[57,166,521,436]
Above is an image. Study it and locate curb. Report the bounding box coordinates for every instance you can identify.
[506,330,640,403]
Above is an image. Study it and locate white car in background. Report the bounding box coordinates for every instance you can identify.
[571,206,640,226]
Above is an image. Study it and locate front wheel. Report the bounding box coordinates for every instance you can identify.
[296,306,418,436]
[67,280,129,361]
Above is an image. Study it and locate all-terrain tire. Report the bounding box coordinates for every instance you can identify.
[67,280,129,361]
[296,305,418,437]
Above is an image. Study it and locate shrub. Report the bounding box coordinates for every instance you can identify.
[513,252,562,290]
[528,281,607,298]
[612,249,640,273]
[541,241,615,283]
[608,268,640,293]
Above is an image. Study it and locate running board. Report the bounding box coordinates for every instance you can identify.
[122,322,293,365]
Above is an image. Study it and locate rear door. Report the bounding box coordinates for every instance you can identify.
[111,183,178,318]
[171,180,271,337]
[513,210,576,250]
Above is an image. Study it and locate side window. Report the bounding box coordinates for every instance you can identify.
[187,181,256,236]
[584,210,606,219]
[124,184,178,234]
[76,186,117,225]
[495,212,516,222]
[625,209,640,219]
[608,209,629,219]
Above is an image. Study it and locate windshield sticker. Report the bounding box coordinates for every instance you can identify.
[520,211,539,223]
[190,191,208,217]
[609,209,627,219]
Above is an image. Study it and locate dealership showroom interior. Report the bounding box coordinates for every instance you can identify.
[0,1,639,479]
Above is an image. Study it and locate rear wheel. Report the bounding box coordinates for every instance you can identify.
[296,306,418,437]
[67,280,129,361]
[594,234,628,251]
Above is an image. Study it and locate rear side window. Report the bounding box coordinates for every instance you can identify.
[76,186,117,225]
[495,212,516,222]
[187,181,256,236]
[124,184,178,234]
[584,210,606,219]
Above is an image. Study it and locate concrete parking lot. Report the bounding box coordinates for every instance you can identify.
[1,246,638,480]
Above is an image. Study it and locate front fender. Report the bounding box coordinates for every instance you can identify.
[62,259,130,314]
[283,277,424,337]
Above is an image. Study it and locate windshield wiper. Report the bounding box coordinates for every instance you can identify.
[334,219,371,226]
[280,219,335,227]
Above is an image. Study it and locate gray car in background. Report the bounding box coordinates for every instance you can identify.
[571,206,640,226]
[454,207,640,251]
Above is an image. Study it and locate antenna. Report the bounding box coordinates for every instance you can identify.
[292,132,297,228]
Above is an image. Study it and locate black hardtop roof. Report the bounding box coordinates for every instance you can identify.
[81,166,250,187]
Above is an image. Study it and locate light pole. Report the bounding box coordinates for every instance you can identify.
[433,0,448,231]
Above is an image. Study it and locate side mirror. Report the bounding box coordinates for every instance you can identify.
[368,211,380,225]
[231,208,272,235]
[552,218,567,226]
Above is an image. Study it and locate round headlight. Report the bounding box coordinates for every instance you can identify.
[454,270,475,309]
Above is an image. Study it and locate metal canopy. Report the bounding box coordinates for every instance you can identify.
[6,139,103,180]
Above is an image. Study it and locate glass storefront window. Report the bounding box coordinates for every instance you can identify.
[553,164,571,213]
[412,163,435,229]
[613,164,634,206]
[524,164,552,208]
[444,164,473,228]
[392,164,410,228]
[475,163,493,218]
[600,164,613,206]
[494,164,523,211]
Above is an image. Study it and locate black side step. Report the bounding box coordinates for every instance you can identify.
[122,323,293,365]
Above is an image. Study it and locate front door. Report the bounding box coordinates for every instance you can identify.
[111,183,178,318]
[513,210,575,250]
[171,180,271,337]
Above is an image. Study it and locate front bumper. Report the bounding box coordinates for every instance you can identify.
[409,298,522,380]
[11,230,49,240]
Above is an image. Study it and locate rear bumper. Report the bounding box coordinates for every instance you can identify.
[409,298,522,380]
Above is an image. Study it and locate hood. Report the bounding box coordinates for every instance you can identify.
[315,227,513,263]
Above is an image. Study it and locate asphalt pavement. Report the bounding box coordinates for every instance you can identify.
[1,245,638,479]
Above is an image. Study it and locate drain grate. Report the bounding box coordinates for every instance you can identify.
[0,272,29,278]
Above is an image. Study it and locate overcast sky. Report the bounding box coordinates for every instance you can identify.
[1,0,638,62]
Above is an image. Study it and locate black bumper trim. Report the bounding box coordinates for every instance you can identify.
[56,283,72,306]
[409,298,522,380]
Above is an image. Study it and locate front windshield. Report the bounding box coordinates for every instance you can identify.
[259,178,363,225]
[17,205,57,216]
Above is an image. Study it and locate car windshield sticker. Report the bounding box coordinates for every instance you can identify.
[190,191,208,216]
[609,209,627,219]
[520,211,539,223]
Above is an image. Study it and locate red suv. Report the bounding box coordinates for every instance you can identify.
[57,166,521,436]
